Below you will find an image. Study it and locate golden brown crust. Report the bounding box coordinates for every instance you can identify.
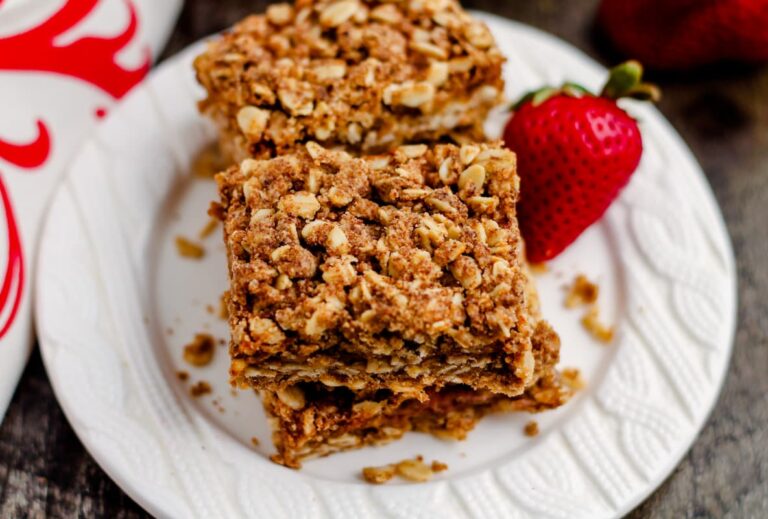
[194,0,505,160]
[216,141,549,398]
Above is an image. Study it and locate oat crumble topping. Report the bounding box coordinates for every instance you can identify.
[194,0,505,160]
[216,141,547,397]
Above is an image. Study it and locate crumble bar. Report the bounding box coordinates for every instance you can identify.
[264,370,567,468]
[262,300,566,468]
[215,141,553,398]
[194,0,505,160]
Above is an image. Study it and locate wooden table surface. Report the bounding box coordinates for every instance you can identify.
[2,0,767,517]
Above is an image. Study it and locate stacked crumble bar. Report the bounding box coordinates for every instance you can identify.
[199,0,568,469]
[194,0,504,160]
[221,142,537,397]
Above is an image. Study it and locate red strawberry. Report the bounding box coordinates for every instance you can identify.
[503,61,659,263]
[599,0,768,69]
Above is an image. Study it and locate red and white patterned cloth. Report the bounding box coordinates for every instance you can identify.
[0,0,181,420]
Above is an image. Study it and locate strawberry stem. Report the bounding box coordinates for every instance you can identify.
[600,60,661,102]
[511,60,660,111]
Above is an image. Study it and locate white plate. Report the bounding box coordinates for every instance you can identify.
[35,14,736,519]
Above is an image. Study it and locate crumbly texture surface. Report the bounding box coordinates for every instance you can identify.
[263,358,568,468]
[216,141,554,398]
[194,0,505,161]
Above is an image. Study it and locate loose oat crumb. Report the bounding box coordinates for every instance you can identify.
[524,420,539,437]
[529,262,548,275]
[581,305,614,343]
[176,236,205,259]
[561,368,586,391]
[565,274,599,308]
[199,217,219,239]
[205,304,215,315]
[183,333,215,367]
[176,371,189,382]
[565,274,613,342]
[395,458,432,482]
[190,381,212,397]
[431,460,449,473]
[193,142,227,180]
[362,456,448,484]
[251,436,260,447]
[362,465,396,484]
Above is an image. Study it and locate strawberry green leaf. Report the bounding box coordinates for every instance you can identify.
[600,60,659,102]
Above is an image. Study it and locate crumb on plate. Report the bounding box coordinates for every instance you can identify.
[176,236,205,259]
[565,274,599,308]
[362,465,396,485]
[581,305,614,343]
[431,460,449,473]
[183,333,215,367]
[524,420,539,437]
[199,217,219,239]
[362,456,448,484]
[561,368,586,391]
[190,381,212,397]
[251,436,260,447]
[176,370,189,382]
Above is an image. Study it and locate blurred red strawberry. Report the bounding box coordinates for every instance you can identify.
[504,61,659,262]
[599,0,768,69]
